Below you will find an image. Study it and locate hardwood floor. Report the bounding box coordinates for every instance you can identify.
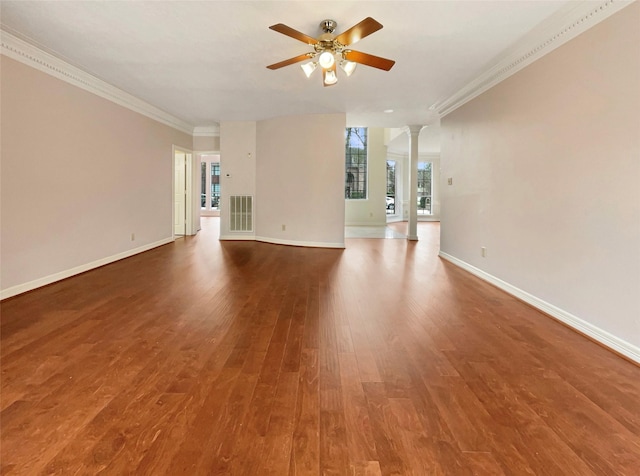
[2,218,639,475]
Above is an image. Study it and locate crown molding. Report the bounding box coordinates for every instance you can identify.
[1,29,195,135]
[432,0,634,117]
[193,126,220,137]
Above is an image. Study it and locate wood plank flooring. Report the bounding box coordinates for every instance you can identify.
[2,218,639,475]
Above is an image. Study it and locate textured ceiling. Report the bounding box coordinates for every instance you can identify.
[0,0,575,134]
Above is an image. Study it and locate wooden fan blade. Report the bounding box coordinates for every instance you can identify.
[269,23,318,45]
[343,50,395,71]
[322,63,337,87]
[334,17,383,46]
[267,53,314,70]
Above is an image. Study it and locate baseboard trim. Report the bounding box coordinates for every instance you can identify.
[255,236,345,249]
[1,237,175,300]
[438,251,640,364]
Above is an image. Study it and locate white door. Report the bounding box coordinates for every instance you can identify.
[174,152,186,235]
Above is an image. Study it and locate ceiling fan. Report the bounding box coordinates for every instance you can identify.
[266,17,395,87]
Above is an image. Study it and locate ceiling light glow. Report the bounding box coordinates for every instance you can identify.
[324,70,338,85]
[318,51,335,69]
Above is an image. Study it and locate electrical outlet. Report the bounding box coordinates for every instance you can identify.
[481,246,487,257]
[131,233,135,241]
[282,224,286,231]
[448,177,453,185]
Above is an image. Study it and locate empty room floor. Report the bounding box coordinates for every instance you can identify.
[1,218,639,475]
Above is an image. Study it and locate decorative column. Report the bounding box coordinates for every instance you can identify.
[406,125,423,241]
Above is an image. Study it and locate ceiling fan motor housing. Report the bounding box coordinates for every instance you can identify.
[316,20,345,62]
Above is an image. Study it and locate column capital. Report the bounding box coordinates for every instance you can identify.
[404,125,424,136]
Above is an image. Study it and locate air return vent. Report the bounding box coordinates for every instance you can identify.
[229,196,253,232]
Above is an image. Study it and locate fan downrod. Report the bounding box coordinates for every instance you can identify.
[320,20,337,34]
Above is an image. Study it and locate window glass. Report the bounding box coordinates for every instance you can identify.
[417,162,432,215]
[201,162,207,209]
[386,160,396,214]
[345,127,367,199]
[211,163,220,210]
[201,160,220,211]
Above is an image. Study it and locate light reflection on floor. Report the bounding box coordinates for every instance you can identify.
[344,226,406,239]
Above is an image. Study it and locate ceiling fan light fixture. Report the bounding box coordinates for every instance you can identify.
[318,51,335,69]
[267,17,395,87]
[301,61,317,78]
[323,69,338,85]
[340,60,357,77]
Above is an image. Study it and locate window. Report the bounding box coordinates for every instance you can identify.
[210,163,220,209]
[417,162,432,215]
[200,158,220,212]
[201,162,207,208]
[386,160,396,215]
[345,127,367,199]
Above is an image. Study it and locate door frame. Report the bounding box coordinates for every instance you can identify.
[172,145,195,237]
[386,153,404,223]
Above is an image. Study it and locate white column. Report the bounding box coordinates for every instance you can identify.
[406,125,423,240]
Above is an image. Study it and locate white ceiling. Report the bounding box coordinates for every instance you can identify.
[0,1,576,131]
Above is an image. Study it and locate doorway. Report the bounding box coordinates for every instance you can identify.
[173,147,194,236]
[386,159,398,217]
[199,154,221,217]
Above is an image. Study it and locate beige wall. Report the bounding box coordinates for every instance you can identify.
[219,121,257,239]
[1,56,192,295]
[440,4,640,356]
[256,113,346,247]
[193,135,220,151]
[219,114,345,247]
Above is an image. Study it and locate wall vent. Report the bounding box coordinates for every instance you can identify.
[229,195,253,232]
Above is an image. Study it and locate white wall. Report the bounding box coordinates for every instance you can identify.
[1,56,193,298]
[219,121,257,240]
[345,127,388,226]
[387,122,441,155]
[255,113,346,248]
[440,3,640,360]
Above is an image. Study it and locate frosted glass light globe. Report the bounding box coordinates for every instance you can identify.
[318,51,335,69]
